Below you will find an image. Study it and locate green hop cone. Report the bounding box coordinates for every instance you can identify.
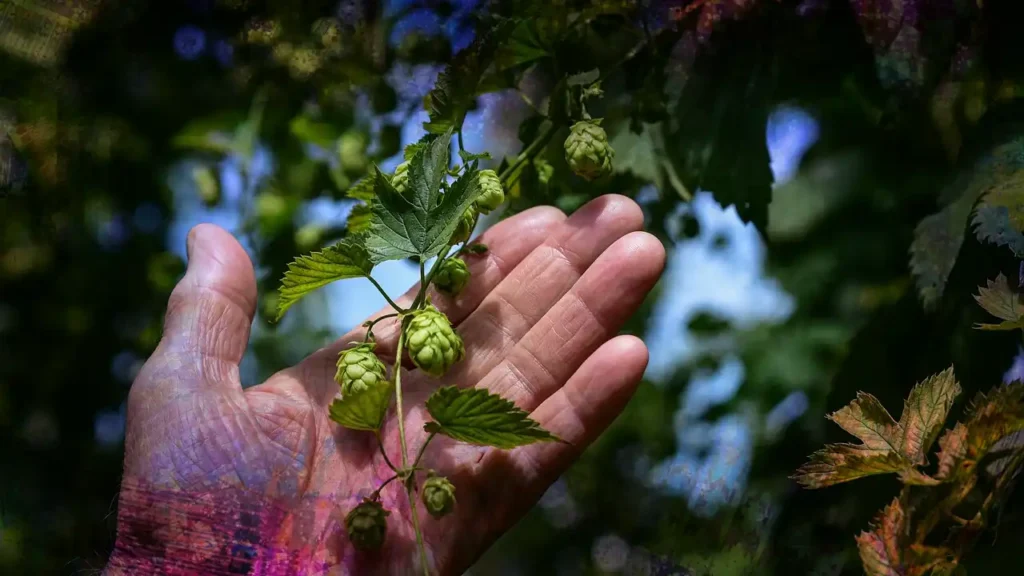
[450,206,476,245]
[345,499,389,551]
[434,257,470,296]
[405,304,464,377]
[474,169,504,214]
[338,131,368,175]
[564,119,614,181]
[391,160,410,194]
[335,342,387,396]
[421,475,456,518]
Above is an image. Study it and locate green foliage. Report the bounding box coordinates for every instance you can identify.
[362,132,482,264]
[424,386,561,449]
[276,240,373,321]
[328,378,393,432]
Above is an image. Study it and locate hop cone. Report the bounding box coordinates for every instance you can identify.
[421,475,456,518]
[392,160,410,194]
[450,206,476,245]
[474,169,504,214]
[335,342,387,396]
[405,304,464,377]
[338,131,368,175]
[345,499,389,551]
[564,119,614,181]
[434,257,470,296]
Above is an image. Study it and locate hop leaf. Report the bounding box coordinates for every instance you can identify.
[897,367,961,464]
[793,367,961,487]
[424,385,561,449]
[564,119,614,181]
[362,130,484,264]
[277,240,373,321]
[335,342,387,396]
[972,273,1024,330]
[405,305,464,377]
[328,377,393,432]
[474,169,504,214]
[421,475,456,518]
[345,499,389,551]
[855,498,906,576]
[434,257,470,296]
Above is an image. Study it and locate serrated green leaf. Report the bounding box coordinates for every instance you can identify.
[423,21,514,134]
[897,367,961,464]
[328,382,393,432]
[972,273,1024,330]
[567,68,599,87]
[345,203,373,235]
[459,149,491,163]
[792,445,908,489]
[424,386,560,449]
[404,133,438,161]
[494,20,550,71]
[972,149,1024,256]
[276,239,373,320]
[911,136,1024,307]
[344,176,376,201]
[855,498,905,576]
[364,132,484,264]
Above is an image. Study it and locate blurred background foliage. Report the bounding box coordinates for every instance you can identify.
[3,0,1024,574]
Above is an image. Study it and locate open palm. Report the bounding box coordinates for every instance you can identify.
[106,195,664,576]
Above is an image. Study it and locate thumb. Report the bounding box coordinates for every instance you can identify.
[158,223,257,381]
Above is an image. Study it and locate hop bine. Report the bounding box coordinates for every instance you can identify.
[564,119,614,181]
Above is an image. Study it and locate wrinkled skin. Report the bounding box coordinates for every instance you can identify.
[105,195,665,575]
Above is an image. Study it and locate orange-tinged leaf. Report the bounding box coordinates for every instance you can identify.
[973,273,1024,330]
[897,367,961,464]
[856,498,906,576]
[827,392,900,452]
[965,384,1024,459]
[906,545,957,576]
[792,445,907,489]
[898,467,940,486]
[935,422,969,480]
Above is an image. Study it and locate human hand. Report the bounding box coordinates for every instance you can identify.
[104,195,665,576]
